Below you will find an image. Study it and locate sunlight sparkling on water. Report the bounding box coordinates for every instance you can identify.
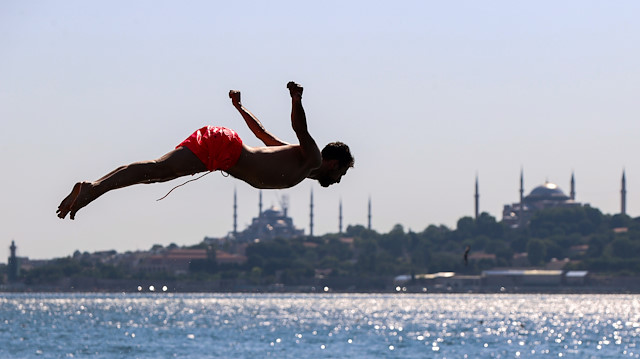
[1,293,639,358]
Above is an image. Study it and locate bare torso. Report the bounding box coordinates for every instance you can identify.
[226,144,320,189]
[223,83,324,189]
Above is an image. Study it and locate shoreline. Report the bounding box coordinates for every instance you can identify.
[3,285,639,295]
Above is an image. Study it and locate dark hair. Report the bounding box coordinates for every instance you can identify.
[321,142,354,168]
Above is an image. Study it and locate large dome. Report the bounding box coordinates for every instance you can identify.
[525,182,570,202]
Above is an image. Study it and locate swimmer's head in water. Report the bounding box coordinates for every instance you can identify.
[317,142,354,187]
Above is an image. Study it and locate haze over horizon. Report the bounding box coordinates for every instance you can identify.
[1,1,638,260]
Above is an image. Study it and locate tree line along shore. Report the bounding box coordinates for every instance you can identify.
[2,206,639,292]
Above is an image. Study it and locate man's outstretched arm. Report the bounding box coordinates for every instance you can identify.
[229,90,288,147]
[287,82,321,164]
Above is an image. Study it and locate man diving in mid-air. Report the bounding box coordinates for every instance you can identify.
[57,81,354,220]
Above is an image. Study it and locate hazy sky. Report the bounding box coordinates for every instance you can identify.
[1,1,638,261]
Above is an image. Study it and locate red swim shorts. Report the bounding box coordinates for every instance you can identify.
[177,126,243,172]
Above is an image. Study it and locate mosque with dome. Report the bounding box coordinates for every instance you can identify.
[231,190,304,242]
[497,170,628,228]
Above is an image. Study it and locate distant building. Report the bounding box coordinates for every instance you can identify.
[138,248,208,275]
[502,171,582,228]
[215,250,247,265]
[138,248,247,275]
[395,270,590,291]
[482,269,564,286]
[7,241,19,282]
[228,191,304,242]
[500,170,628,228]
[565,270,589,285]
[235,205,304,242]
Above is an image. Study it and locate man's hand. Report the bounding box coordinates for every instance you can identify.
[229,90,241,107]
[287,81,303,101]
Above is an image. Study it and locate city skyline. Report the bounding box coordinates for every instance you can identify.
[2,1,639,260]
[3,168,632,263]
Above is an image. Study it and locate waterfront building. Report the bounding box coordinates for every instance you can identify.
[7,241,19,282]
[138,248,246,275]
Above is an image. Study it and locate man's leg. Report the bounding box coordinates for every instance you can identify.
[57,147,207,220]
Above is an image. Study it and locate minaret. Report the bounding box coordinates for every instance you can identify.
[233,188,238,237]
[281,194,289,217]
[621,169,627,215]
[367,197,372,230]
[519,168,525,227]
[570,172,576,201]
[519,168,524,204]
[258,190,263,217]
[8,240,19,282]
[309,188,314,237]
[474,174,479,219]
[339,199,343,234]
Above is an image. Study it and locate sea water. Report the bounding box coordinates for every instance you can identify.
[0,293,638,358]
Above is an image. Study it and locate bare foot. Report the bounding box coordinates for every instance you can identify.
[57,182,94,220]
